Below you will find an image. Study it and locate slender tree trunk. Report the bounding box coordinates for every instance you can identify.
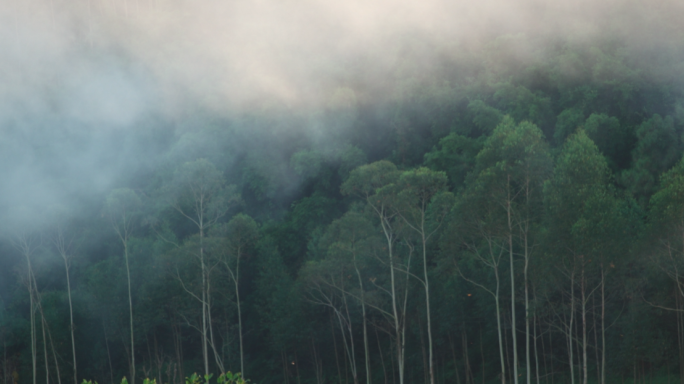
[172,321,184,383]
[399,248,412,384]
[206,276,225,373]
[421,225,435,384]
[338,293,359,384]
[48,322,62,384]
[507,180,519,384]
[419,320,428,384]
[37,301,61,384]
[495,270,506,384]
[549,323,554,384]
[582,265,588,384]
[505,316,512,384]
[524,234,531,384]
[384,226,403,384]
[104,321,113,384]
[389,242,404,384]
[375,327,388,384]
[41,311,49,384]
[593,296,599,384]
[575,306,581,384]
[63,256,77,384]
[312,338,322,384]
[200,224,209,376]
[568,270,575,384]
[235,254,245,376]
[523,179,531,384]
[353,262,371,384]
[679,293,683,384]
[601,266,606,384]
[533,313,539,384]
[124,242,136,384]
[20,240,38,384]
[332,315,342,384]
[29,266,37,384]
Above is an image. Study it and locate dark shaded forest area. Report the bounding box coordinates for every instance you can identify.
[4,1,684,384]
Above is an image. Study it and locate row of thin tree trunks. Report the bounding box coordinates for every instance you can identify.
[7,299,682,384]
[13,266,683,384]
[272,311,594,384]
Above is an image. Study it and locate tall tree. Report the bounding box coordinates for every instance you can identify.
[394,168,454,384]
[324,211,377,384]
[53,224,79,384]
[451,116,551,384]
[341,160,412,384]
[307,210,380,384]
[445,191,508,384]
[544,130,614,384]
[104,188,142,384]
[474,117,551,384]
[11,232,41,384]
[645,156,684,384]
[163,159,240,376]
[300,257,361,384]
[212,213,259,376]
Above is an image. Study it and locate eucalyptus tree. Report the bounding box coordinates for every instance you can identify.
[300,258,361,384]
[52,223,79,384]
[544,130,616,384]
[444,178,508,384]
[10,232,41,384]
[341,160,412,384]
[646,156,684,384]
[104,188,143,384]
[393,168,454,384]
[308,210,379,384]
[473,117,551,384]
[212,213,259,376]
[446,117,551,384]
[163,158,240,376]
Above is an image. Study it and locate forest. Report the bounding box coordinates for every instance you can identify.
[3,1,684,384]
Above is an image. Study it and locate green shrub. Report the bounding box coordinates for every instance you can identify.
[81,371,249,384]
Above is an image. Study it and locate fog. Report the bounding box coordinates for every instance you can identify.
[0,0,682,227]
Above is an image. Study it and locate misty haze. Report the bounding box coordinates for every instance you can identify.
[1,0,684,384]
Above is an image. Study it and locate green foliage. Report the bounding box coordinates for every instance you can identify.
[290,150,324,180]
[83,371,250,384]
[544,129,616,258]
[341,160,400,198]
[621,114,682,199]
[424,133,484,190]
[467,100,503,134]
[554,107,585,144]
[649,156,684,234]
[492,83,552,128]
[584,113,631,170]
[217,371,249,384]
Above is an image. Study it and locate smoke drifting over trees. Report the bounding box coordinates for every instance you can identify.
[1,0,682,225]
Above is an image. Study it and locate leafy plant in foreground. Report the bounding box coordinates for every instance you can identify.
[81,371,248,384]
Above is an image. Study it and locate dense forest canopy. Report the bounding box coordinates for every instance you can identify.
[3,1,684,384]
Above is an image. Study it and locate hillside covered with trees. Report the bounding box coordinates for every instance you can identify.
[3,1,684,384]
